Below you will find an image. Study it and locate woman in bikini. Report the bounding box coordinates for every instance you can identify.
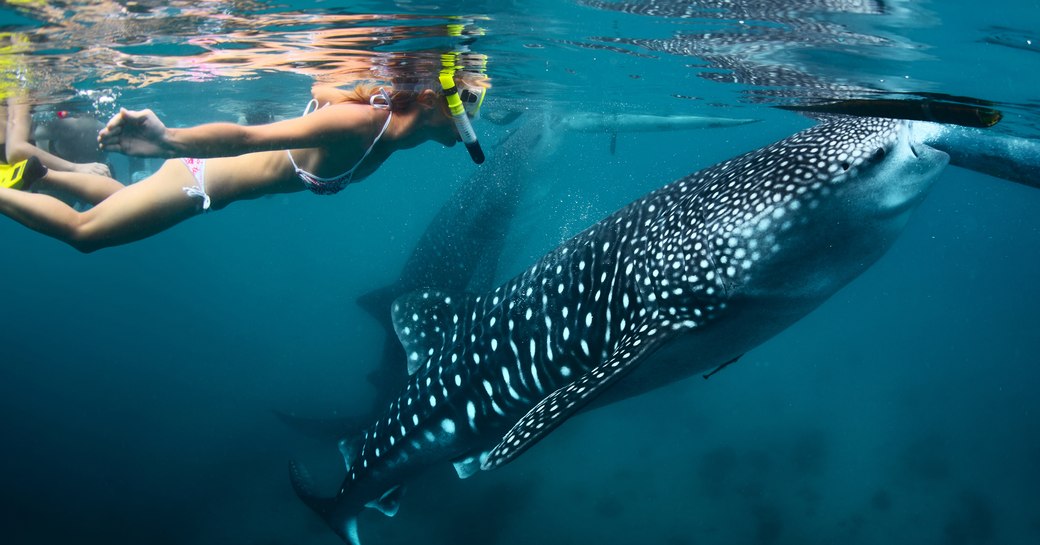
[0,74,488,253]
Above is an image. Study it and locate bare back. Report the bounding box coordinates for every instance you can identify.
[201,151,302,206]
[169,102,395,208]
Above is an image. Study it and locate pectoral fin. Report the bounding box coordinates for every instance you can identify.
[365,485,405,517]
[482,325,674,470]
[452,451,489,479]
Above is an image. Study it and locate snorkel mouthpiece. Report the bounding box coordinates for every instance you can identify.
[438,71,485,164]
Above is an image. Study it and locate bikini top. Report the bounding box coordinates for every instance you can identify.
[288,89,393,195]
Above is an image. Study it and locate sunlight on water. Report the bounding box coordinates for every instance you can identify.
[3,1,1037,132]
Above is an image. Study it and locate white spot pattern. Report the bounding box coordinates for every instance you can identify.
[342,117,916,489]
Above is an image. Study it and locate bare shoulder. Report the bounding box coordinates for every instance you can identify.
[294,103,376,138]
[245,102,375,150]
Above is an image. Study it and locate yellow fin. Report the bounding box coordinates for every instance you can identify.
[0,160,29,190]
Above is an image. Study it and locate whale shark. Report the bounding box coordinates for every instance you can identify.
[278,109,759,439]
[290,115,1013,544]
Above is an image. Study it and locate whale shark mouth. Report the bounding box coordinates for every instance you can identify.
[906,120,939,160]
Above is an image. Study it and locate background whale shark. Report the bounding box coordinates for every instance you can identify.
[291,116,1039,544]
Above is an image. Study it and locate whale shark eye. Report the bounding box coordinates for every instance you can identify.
[841,161,851,171]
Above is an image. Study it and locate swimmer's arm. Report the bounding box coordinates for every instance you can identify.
[6,99,104,174]
[99,107,365,158]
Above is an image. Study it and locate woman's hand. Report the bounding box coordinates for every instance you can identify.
[98,108,172,157]
[73,162,112,177]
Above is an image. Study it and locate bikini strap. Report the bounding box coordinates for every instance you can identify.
[302,98,323,116]
[286,110,392,183]
[287,92,393,190]
[357,110,393,168]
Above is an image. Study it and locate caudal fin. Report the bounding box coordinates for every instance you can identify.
[289,460,361,545]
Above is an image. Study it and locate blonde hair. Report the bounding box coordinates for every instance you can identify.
[330,73,491,113]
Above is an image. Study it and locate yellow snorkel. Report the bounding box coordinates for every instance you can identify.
[440,54,485,165]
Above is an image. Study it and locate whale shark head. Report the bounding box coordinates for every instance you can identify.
[811,117,950,215]
[687,116,950,306]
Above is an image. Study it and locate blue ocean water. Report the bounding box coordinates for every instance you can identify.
[1,1,1038,544]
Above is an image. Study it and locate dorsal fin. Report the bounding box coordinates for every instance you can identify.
[355,285,397,324]
[391,290,478,375]
[338,437,363,472]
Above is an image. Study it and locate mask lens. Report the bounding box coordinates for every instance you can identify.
[459,88,485,119]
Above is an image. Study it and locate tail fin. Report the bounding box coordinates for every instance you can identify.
[289,460,361,545]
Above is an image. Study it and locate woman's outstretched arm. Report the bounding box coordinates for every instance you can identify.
[98,105,368,158]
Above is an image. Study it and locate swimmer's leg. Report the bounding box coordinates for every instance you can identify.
[0,160,201,253]
[26,158,124,205]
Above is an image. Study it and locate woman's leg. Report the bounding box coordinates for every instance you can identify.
[0,160,203,253]
[33,167,125,205]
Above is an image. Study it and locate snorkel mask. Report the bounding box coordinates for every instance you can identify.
[439,55,486,164]
[460,86,486,119]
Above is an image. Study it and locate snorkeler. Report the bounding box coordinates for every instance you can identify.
[0,73,488,252]
[1,98,116,189]
[1,30,114,190]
